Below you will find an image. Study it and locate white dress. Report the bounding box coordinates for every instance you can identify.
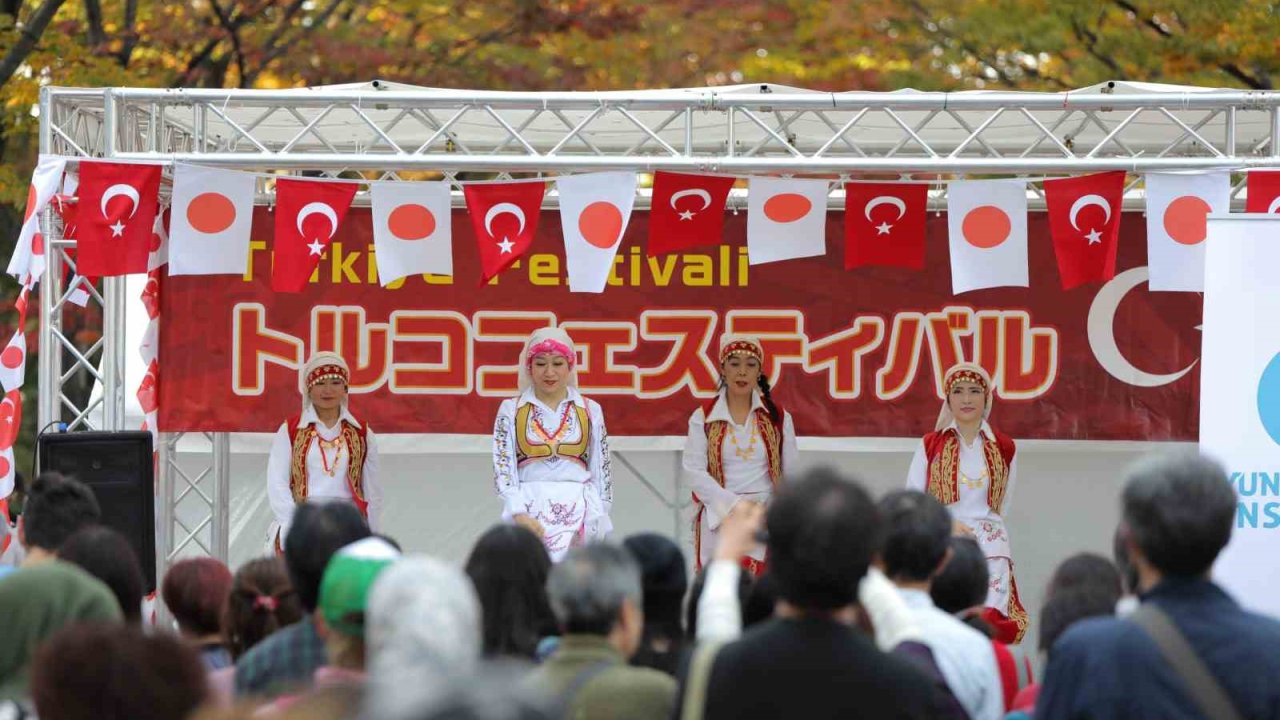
[682,390,799,567]
[492,387,612,562]
[906,420,1017,612]
[266,406,382,550]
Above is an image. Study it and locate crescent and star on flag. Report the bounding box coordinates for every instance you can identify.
[101,183,141,237]
[1069,194,1112,246]
[297,201,340,256]
[670,188,712,221]
[485,203,527,255]
[865,195,906,236]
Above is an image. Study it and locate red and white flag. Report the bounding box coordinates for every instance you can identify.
[559,172,637,293]
[75,161,162,276]
[1043,171,1125,289]
[271,178,358,293]
[6,155,67,286]
[463,180,547,286]
[844,182,927,270]
[947,180,1028,294]
[0,390,19,499]
[1145,172,1230,292]
[170,165,255,275]
[648,171,735,255]
[1245,171,1280,213]
[747,177,829,265]
[0,331,25,393]
[370,181,453,285]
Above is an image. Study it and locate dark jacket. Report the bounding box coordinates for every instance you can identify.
[675,617,945,720]
[1037,577,1280,720]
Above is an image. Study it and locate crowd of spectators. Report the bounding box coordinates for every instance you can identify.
[1,452,1278,719]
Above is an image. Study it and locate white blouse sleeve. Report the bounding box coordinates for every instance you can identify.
[781,411,799,479]
[905,440,928,492]
[587,400,613,518]
[695,559,743,642]
[266,423,296,534]
[682,408,741,531]
[362,428,382,531]
[492,399,525,520]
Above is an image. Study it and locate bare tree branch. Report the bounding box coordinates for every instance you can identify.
[208,0,248,88]
[82,0,106,48]
[116,0,138,66]
[1111,0,1267,88]
[242,0,346,86]
[0,0,69,88]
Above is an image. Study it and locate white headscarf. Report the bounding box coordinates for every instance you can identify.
[934,362,994,431]
[516,327,578,392]
[299,351,350,413]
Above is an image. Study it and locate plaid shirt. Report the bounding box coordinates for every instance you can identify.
[233,616,327,698]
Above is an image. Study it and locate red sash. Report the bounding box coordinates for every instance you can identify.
[286,415,369,519]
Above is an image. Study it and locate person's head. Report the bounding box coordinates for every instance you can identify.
[622,533,687,641]
[301,352,350,415]
[223,556,303,660]
[19,472,100,554]
[1045,552,1123,603]
[58,526,145,625]
[930,536,988,614]
[518,327,577,398]
[546,543,644,656]
[316,537,400,670]
[162,557,233,639]
[368,556,483,693]
[7,470,25,516]
[685,566,752,639]
[464,524,556,659]
[936,363,993,431]
[1121,452,1236,584]
[718,335,765,402]
[31,624,207,720]
[879,490,953,585]
[1038,586,1123,655]
[766,467,881,612]
[283,500,371,612]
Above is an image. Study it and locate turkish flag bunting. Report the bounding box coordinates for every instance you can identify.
[271,178,358,293]
[647,171,735,256]
[1043,171,1126,289]
[463,180,547,286]
[844,182,928,270]
[1245,171,1280,213]
[74,161,162,276]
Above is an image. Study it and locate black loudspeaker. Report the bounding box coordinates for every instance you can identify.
[38,431,156,593]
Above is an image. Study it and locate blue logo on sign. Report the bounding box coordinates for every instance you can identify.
[1260,353,1280,445]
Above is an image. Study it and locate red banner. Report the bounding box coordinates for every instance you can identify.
[159,208,1201,439]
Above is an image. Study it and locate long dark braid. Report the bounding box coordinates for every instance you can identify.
[757,374,780,423]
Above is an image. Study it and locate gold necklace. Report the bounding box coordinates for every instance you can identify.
[315,432,346,477]
[959,469,987,490]
[728,421,758,461]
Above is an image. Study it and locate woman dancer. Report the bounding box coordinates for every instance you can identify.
[906,362,1027,643]
[491,327,612,561]
[266,352,381,552]
[683,335,798,576]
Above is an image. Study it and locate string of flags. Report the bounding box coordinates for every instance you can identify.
[7,158,1279,302]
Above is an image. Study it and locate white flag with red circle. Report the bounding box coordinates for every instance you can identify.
[947,179,1029,294]
[370,181,453,285]
[1144,172,1230,292]
[169,165,255,276]
[6,155,67,287]
[0,390,20,499]
[558,171,637,293]
[0,331,25,393]
[747,177,829,265]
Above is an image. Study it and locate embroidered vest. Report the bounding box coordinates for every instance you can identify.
[922,427,1016,513]
[514,402,592,468]
[701,396,785,494]
[286,415,369,518]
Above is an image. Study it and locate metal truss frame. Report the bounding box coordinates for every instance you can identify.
[34,82,1280,571]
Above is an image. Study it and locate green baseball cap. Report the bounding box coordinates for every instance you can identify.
[318,536,400,637]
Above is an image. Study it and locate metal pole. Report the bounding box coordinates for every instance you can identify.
[212,432,231,562]
[155,431,177,627]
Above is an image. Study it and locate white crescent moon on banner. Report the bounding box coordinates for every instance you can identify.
[485,203,527,237]
[1087,266,1197,388]
[1069,194,1112,231]
[670,188,712,211]
[864,196,906,222]
[1267,196,1280,214]
[296,202,339,239]
[100,184,140,219]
